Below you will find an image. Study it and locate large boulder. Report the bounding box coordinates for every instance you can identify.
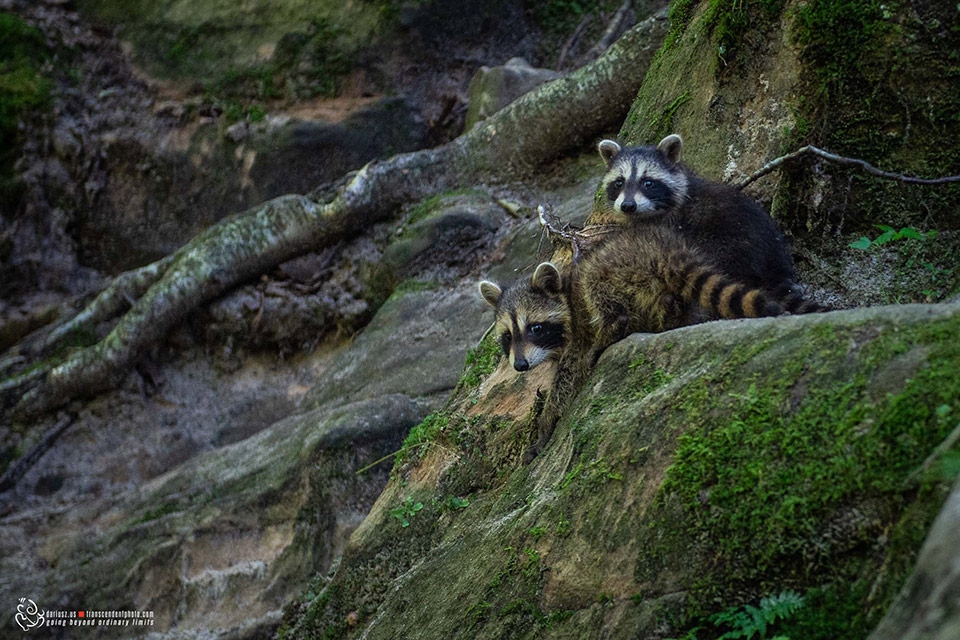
[279,302,960,639]
[464,58,562,131]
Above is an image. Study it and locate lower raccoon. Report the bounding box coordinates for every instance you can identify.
[480,225,785,461]
[590,134,818,313]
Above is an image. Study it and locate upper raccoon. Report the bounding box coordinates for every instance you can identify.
[481,225,786,461]
[591,135,803,306]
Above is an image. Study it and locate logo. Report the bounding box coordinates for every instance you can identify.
[15,598,45,632]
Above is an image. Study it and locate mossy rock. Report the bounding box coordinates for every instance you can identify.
[279,302,960,639]
[613,0,960,307]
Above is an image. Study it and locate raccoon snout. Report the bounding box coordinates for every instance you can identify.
[620,200,637,213]
[513,358,530,372]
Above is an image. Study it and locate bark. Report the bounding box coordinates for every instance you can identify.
[7,10,669,421]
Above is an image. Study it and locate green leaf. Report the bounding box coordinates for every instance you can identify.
[898,227,924,240]
[849,237,872,250]
[874,224,895,232]
[873,229,897,245]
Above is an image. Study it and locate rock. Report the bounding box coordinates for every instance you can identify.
[51,124,81,161]
[279,302,960,639]
[464,58,562,131]
[247,98,427,202]
[225,120,249,143]
[0,393,422,637]
[303,283,491,411]
[868,476,960,640]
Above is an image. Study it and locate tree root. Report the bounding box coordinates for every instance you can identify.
[5,11,670,423]
[735,145,960,190]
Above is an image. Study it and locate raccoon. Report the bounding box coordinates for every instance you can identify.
[591,135,818,313]
[481,225,785,461]
[479,263,570,373]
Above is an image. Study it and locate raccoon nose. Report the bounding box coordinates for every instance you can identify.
[620,200,637,213]
[514,358,530,372]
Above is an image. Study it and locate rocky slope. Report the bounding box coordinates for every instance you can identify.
[0,0,958,638]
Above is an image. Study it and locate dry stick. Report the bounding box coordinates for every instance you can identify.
[0,414,73,493]
[556,13,592,70]
[536,205,619,263]
[537,205,585,262]
[579,0,633,66]
[735,145,960,190]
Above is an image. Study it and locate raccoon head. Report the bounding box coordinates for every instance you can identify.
[597,134,689,219]
[478,262,568,372]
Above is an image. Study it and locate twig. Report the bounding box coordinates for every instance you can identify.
[557,13,593,70]
[537,205,584,261]
[536,206,619,263]
[355,442,429,476]
[578,0,633,66]
[735,145,960,190]
[902,420,960,489]
[0,414,73,493]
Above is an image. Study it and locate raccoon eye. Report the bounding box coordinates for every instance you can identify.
[499,332,512,355]
[642,179,654,189]
[614,177,625,188]
[529,324,543,335]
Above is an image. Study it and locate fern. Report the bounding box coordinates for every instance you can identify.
[710,590,805,640]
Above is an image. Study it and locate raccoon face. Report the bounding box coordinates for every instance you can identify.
[598,134,689,218]
[478,263,568,372]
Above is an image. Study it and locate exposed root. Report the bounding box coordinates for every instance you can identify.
[0,414,73,494]
[735,145,960,190]
[5,12,670,424]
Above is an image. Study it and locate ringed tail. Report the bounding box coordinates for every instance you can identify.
[771,282,831,314]
[681,264,783,319]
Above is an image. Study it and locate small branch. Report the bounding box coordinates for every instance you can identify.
[578,0,633,66]
[537,206,619,263]
[735,145,960,190]
[355,442,430,476]
[538,205,583,262]
[0,414,74,494]
[902,420,960,489]
[557,13,593,70]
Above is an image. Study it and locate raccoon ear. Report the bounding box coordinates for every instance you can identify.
[657,134,683,164]
[479,281,502,307]
[598,139,622,166]
[532,262,563,294]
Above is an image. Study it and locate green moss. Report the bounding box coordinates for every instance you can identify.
[779,0,960,235]
[642,314,960,635]
[0,12,52,202]
[629,354,674,395]
[387,279,438,301]
[405,188,488,228]
[136,501,181,524]
[396,410,451,463]
[455,333,502,392]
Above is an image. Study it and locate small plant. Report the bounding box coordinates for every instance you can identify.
[445,495,470,510]
[668,590,805,640]
[848,224,935,249]
[389,496,423,527]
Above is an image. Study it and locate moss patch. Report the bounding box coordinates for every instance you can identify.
[0,12,52,204]
[639,314,960,636]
